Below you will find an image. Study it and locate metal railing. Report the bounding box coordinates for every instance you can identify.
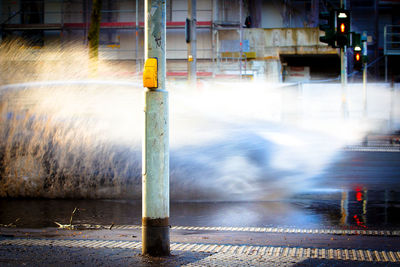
[384,25,400,55]
[216,53,249,75]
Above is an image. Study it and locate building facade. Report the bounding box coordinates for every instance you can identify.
[1,0,399,81]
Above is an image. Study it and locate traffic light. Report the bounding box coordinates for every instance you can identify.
[319,11,336,47]
[350,32,362,51]
[353,51,362,71]
[361,32,368,66]
[350,32,365,71]
[185,18,191,43]
[335,9,350,47]
[245,16,252,28]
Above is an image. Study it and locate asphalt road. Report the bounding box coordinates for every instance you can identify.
[0,149,400,266]
[316,149,400,191]
[0,149,400,230]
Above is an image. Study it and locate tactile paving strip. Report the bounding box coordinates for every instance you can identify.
[344,146,400,152]
[1,238,399,263]
[109,225,400,236]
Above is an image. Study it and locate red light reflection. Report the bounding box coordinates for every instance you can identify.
[353,215,367,228]
[355,187,363,201]
[356,191,363,202]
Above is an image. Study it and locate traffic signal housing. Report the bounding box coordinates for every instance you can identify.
[350,32,364,71]
[245,16,252,28]
[185,18,191,43]
[335,9,351,47]
[350,32,362,51]
[319,11,336,47]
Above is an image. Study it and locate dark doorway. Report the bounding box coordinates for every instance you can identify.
[280,54,340,81]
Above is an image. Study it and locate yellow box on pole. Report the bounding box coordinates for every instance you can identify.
[143,58,158,88]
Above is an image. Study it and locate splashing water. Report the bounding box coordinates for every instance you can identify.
[0,41,396,201]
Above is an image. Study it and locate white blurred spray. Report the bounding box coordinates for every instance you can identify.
[0,41,399,200]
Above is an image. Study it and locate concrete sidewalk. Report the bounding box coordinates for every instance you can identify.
[1,226,400,266]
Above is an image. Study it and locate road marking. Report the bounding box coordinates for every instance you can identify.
[329,249,334,260]
[220,245,231,253]
[237,245,247,254]
[374,250,382,262]
[180,243,192,251]
[366,250,373,261]
[208,244,218,252]
[388,251,397,262]
[282,247,289,257]
[382,251,390,262]
[351,249,357,261]
[230,245,240,254]
[298,247,304,257]
[321,248,326,259]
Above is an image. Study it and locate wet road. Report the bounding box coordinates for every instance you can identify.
[1,149,400,266]
[1,149,399,231]
[317,149,400,191]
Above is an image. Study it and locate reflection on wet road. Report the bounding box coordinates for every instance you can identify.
[0,190,399,230]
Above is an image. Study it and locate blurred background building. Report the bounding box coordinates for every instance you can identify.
[0,0,399,82]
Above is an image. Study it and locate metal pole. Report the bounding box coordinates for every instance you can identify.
[374,0,379,80]
[385,56,388,83]
[341,47,348,118]
[60,0,64,46]
[136,0,140,75]
[239,0,243,79]
[0,1,2,44]
[363,62,368,118]
[211,0,217,76]
[188,0,197,84]
[142,0,170,257]
[222,0,225,21]
[340,190,348,225]
[390,78,394,131]
[85,0,89,45]
[363,35,368,118]
[384,25,387,61]
[340,0,348,118]
[362,190,368,226]
[216,30,220,73]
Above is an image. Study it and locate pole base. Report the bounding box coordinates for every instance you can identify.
[142,218,170,256]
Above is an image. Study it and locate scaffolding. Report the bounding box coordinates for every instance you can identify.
[1,0,396,80]
[1,0,212,65]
